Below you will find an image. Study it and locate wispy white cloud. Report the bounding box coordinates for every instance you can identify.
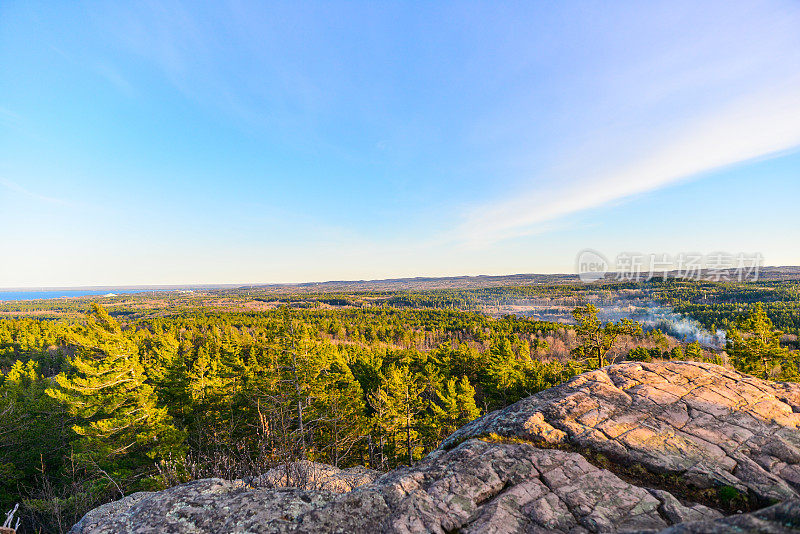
[94,63,136,98]
[458,2,800,246]
[0,177,71,206]
[460,82,800,245]
[50,45,136,98]
[0,107,22,123]
[74,1,800,250]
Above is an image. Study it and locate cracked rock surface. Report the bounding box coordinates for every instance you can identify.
[255,460,380,493]
[444,361,800,505]
[71,362,800,533]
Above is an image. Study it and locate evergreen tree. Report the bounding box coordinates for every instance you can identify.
[571,305,642,368]
[47,304,186,490]
[727,303,792,379]
[379,366,425,466]
[315,356,368,467]
[431,376,480,439]
[0,360,67,508]
[483,337,527,408]
[685,341,703,360]
[367,378,393,470]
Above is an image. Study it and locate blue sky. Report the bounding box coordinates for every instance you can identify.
[1,0,799,287]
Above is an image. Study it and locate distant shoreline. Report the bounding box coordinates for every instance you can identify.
[2,265,799,300]
[0,289,173,302]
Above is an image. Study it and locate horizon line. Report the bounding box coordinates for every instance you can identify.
[2,264,798,292]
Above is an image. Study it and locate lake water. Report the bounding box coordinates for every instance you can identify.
[0,289,168,302]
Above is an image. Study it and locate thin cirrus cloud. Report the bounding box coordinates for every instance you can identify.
[456,1,800,248]
[0,177,70,206]
[459,82,800,246]
[4,0,800,287]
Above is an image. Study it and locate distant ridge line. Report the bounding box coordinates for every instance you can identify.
[238,266,800,292]
[4,266,799,293]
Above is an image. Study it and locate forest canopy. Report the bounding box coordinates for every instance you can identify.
[0,279,798,532]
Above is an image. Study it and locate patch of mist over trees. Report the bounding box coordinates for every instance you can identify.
[594,305,728,347]
[0,279,798,532]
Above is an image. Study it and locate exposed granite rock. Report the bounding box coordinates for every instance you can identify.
[71,440,719,533]
[69,492,154,534]
[70,362,800,533]
[369,438,720,533]
[444,361,800,505]
[69,478,338,534]
[255,460,379,492]
[656,499,800,533]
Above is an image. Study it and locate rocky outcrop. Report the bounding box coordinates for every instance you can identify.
[70,361,800,533]
[255,460,380,493]
[657,499,800,533]
[444,360,800,506]
[71,439,725,533]
[69,492,155,534]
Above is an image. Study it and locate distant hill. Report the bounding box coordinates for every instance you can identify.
[239,266,800,293]
[240,273,580,292]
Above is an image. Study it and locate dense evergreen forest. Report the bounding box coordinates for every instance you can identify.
[0,278,798,532]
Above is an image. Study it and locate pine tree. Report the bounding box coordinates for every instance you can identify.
[315,355,367,467]
[47,304,185,489]
[484,338,525,408]
[454,376,480,426]
[381,365,425,466]
[0,360,67,505]
[146,333,192,427]
[727,303,789,379]
[367,378,393,470]
[432,376,480,439]
[571,305,642,368]
[685,341,703,360]
[279,317,328,458]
